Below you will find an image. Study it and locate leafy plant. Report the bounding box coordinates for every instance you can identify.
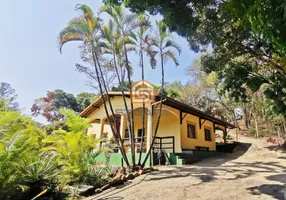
[17,153,60,198]
[0,109,44,199]
[41,109,100,186]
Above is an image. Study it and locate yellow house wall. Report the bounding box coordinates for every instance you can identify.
[87,123,100,137]
[181,114,216,151]
[85,96,217,153]
[87,96,142,122]
[132,108,148,138]
[152,105,181,153]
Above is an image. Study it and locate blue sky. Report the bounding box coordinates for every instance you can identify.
[0,0,199,123]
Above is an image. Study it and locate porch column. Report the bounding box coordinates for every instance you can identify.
[97,118,105,140]
[146,105,153,151]
[120,114,125,138]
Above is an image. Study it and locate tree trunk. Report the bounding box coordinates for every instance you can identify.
[253,113,259,138]
[112,53,134,166]
[91,46,129,166]
[277,117,286,139]
[142,49,164,168]
[243,103,252,129]
[138,48,146,165]
[123,42,136,167]
[231,110,240,130]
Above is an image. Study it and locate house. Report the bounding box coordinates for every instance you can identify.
[80,91,235,166]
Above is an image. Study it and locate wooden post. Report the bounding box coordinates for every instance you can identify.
[146,105,153,151]
[223,127,227,144]
[98,118,105,140]
[120,114,125,138]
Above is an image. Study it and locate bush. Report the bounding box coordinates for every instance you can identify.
[45,121,69,135]
[0,108,108,199]
[0,110,45,199]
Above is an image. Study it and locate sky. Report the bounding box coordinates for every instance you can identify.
[0,0,199,123]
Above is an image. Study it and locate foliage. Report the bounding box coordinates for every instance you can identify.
[17,153,61,197]
[41,109,100,185]
[0,106,109,199]
[0,109,45,199]
[76,92,97,112]
[31,90,96,122]
[229,0,286,56]
[111,81,132,91]
[44,121,70,135]
[0,82,19,110]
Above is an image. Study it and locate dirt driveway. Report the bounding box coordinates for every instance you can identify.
[87,134,286,200]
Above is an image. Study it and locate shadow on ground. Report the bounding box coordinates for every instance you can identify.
[247,184,286,200]
[87,142,286,200]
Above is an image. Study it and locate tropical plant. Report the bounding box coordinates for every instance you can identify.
[58,4,129,166]
[100,18,137,168]
[0,109,44,199]
[100,5,148,167]
[133,14,154,165]
[17,153,60,198]
[142,20,181,167]
[41,109,99,185]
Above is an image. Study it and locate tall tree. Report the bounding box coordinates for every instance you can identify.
[76,92,97,111]
[101,5,148,167]
[58,4,129,166]
[134,14,154,165]
[31,90,80,122]
[0,82,19,111]
[100,18,137,167]
[76,49,117,91]
[142,20,181,167]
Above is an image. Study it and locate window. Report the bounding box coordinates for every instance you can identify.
[187,123,196,139]
[204,128,212,141]
[124,129,129,138]
[137,128,145,142]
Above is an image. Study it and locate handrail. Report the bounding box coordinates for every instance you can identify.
[153,136,175,153]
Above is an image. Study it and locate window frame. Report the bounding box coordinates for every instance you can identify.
[187,122,196,139]
[124,129,129,139]
[137,128,145,142]
[204,127,212,141]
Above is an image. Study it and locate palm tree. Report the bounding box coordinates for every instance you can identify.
[101,19,135,165]
[142,20,181,167]
[132,14,155,165]
[101,5,149,167]
[58,4,129,166]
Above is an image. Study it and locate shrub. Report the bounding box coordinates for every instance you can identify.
[41,109,101,187]
[0,110,45,199]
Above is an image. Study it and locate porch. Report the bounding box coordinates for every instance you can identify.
[89,105,181,154]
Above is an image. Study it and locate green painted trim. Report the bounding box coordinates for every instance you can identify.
[94,153,151,167]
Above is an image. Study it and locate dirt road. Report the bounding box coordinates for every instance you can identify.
[87,134,286,200]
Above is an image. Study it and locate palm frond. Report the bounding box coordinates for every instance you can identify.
[128,31,137,42]
[150,38,160,48]
[58,26,84,53]
[149,57,157,69]
[164,50,179,66]
[164,40,182,54]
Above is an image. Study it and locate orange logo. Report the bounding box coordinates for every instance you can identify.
[131,79,156,104]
